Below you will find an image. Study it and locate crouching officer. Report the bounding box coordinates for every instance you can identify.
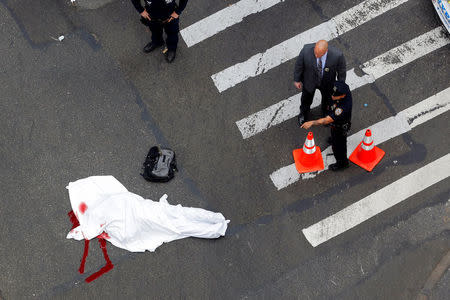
[301,81,352,171]
[131,0,188,63]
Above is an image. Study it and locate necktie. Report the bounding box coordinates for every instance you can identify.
[317,58,323,81]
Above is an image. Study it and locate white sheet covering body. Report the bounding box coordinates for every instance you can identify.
[66,176,229,252]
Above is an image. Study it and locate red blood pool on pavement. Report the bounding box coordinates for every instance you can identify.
[98,232,111,239]
[79,202,88,214]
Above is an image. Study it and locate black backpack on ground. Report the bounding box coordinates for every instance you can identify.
[141,146,177,182]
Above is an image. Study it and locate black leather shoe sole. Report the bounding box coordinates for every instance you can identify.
[143,43,163,53]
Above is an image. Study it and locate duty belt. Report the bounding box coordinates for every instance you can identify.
[140,16,171,26]
[331,122,351,131]
[151,17,171,23]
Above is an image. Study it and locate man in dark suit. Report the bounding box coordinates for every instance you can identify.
[294,40,346,125]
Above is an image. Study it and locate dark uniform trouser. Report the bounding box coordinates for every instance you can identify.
[331,127,348,165]
[148,18,179,51]
[300,87,332,119]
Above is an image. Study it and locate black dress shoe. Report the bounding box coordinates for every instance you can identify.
[143,42,163,53]
[297,114,305,126]
[329,162,349,171]
[165,49,176,63]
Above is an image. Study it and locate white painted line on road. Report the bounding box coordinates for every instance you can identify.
[236,27,450,139]
[270,87,450,190]
[180,0,285,47]
[302,153,450,247]
[235,69,372,140]
[211,0,409,92]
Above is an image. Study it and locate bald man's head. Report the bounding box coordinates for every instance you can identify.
[314,40,328,58]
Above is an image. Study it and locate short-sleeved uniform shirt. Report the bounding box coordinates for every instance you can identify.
[328,92,352,127]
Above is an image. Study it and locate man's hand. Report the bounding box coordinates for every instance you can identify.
[301,116,333,129]
[141,10,151,20]
[294,82,302,90]
[300,121,314,129]
[168,11,179,22]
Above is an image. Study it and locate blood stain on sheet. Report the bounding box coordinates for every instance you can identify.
[79,202,88,214]
[98,232,111,239]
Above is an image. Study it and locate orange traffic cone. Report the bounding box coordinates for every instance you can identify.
[293,132,324,173]
[349,129,385,171]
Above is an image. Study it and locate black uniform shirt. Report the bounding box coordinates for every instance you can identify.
[131,0,188,19]
[329,92,352,126]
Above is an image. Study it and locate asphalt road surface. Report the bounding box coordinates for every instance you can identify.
[0,0,449,299]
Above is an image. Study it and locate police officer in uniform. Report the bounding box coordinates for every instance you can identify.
[131,0,188,63]
[300,81,352,171]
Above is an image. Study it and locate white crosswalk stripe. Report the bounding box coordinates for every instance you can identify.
[302,153,450,247]
[236,27,450,139]
[180,0,285,47]
[210,0,410,92]
[270,87,450,190]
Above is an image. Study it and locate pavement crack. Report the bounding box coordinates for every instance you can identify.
[407,103,448,125]
[254,55,264,75]
[267,103,285,129]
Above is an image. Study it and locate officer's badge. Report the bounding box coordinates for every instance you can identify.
[324,67,329,72]
[335,108,343,116]
[333,86,337,92]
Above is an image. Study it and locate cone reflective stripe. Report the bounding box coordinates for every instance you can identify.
[293,132,324,173]
[303,132,317,154]
[361,130,374,151]
[349,129,385,172]
[358,129,376,163]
